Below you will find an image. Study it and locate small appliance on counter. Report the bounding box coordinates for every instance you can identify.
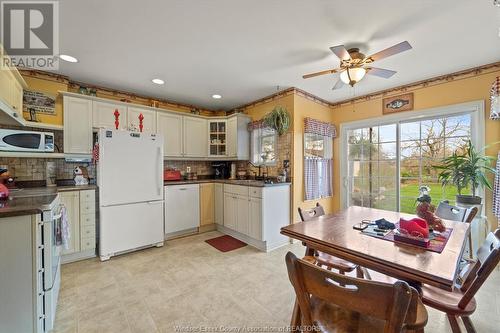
[212,162,230,179]
[229,162,236,179]
[164,169,181,181]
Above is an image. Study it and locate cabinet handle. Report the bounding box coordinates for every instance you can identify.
[179,188,187,191]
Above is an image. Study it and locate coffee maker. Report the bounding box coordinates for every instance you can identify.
[211,162,230,179]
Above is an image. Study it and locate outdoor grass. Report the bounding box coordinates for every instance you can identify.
[370,183,463,214]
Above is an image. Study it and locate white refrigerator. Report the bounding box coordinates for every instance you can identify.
[97,129,164,261]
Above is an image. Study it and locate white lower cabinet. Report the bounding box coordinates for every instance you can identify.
[61,189,97,263]
[164,184,200,237]
[248,197,262,240]
[221,184,290,251]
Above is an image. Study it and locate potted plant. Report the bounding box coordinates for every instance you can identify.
[434,140,497,205]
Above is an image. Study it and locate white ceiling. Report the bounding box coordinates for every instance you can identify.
[55,0,500,110]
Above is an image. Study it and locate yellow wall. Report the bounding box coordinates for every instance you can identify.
[22,76,67,125]
[292,94,335,222]
[244,92,337,223]
[331,69,500,230]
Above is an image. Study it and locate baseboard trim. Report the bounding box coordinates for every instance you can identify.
[61,249,96,264]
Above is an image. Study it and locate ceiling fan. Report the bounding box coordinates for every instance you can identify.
[302,41,412,89]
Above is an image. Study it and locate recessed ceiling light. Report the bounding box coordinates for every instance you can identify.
[59,54,78,63]
[151,78,165,85]
[212,94,222,99]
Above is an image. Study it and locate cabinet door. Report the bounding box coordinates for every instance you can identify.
[214,183,224,225]
[199,183,214,226]
[92,101,127,130]
[236,195,249,235]
[157,112,183,157]
[63,96,93,154]
[223,193,236,230]
[60,191,80,255]
[226,117,237,158]
[10,78,23,114]
[249,197,262,240]
[183,116,207,157]
[128,106,156,133]
[0,69,12,106]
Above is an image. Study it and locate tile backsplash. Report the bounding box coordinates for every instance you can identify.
[0,157,95,182]
[164,160,214,176]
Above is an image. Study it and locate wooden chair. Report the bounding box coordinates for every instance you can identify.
[435,201,478,258]
[285,252,428,333]
[298,203,363,277]
[420,229,500,333]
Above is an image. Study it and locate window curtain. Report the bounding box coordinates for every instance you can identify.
[304,118,336,200]
[493,152,500,225]
[490,77,500,120]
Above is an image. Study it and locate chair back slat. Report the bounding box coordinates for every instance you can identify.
[458,229,500,308]
[298,203,325,222]
[463,206,478,223]
[285,252,417,333]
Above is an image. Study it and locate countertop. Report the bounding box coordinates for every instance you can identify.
[163,179,291,187]
[0,185,97,219]
[0,194,58,218]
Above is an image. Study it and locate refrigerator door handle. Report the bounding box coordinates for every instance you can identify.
[156,146,162,196]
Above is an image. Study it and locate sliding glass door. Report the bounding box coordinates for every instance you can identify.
[343,105,479,214]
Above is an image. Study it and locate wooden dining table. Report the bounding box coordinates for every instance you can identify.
[281,206,471,291]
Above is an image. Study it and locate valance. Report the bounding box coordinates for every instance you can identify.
[491,76,500,120]
[247,119,271,131]
[304,117,337,138]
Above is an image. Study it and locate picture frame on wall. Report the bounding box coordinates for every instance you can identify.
[382,92,414,114]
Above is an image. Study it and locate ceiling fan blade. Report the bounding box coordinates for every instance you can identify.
[366,67,397,78]
[367,41,412,62]
[329,45,351,61]
[332,78,344,90]
[302,68,339,79]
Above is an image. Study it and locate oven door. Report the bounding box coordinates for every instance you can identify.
[43,205,63,291]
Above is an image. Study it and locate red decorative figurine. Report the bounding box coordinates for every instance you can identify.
[138,113,144,132]
[113,109,120,130]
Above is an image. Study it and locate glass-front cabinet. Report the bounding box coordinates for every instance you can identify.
[208,120,227,157]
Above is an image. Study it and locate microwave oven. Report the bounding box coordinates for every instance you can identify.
[0,129,54,152]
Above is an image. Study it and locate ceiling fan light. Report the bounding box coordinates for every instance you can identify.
[340,67,366,86]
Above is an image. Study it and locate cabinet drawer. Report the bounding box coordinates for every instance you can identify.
[80,213,95,226]
[81,224,96,239]
[249,187,262,198]
[80,236,95,251]
[80,190,95,203]
[80,201,96,214]
[224,184,249,196]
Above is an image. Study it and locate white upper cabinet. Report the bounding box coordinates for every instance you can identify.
[128,106,157,133]
[226,115,250,160]
[92,101,127,130]
[0,53,27,126]
[157,112,183,157]
[63,96,93,155]
[183,116,207,158]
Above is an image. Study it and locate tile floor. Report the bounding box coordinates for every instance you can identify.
[54,231,500,333]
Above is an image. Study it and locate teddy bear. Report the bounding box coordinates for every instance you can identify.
[74,166,89,186]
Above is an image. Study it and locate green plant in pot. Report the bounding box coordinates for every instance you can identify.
[263,106,290,136]
[434,140,497,205]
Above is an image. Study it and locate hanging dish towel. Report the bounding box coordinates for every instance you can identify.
[493,152,500,222]
[61,205,71,250]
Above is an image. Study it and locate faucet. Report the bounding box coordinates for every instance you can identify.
[248,161,263,180]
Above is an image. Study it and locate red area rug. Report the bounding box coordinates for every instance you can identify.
[205,235,247,252]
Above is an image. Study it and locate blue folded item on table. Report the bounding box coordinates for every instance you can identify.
[374,218,396,230]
